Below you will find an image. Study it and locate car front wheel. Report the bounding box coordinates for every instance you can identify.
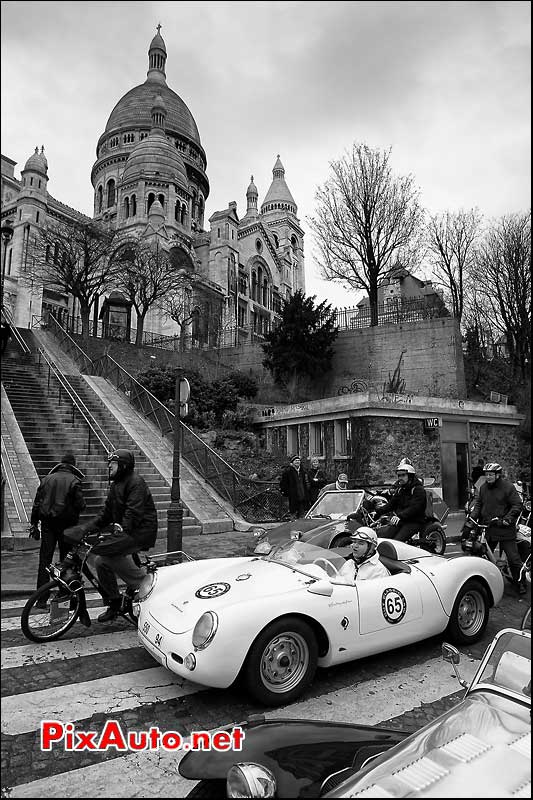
[244,616,318,706]
[446,579,489,644]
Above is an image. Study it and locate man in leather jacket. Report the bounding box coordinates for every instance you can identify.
[86,449,158,621]
[375,458,427,542]
[29,451,86,605]
[470,462,525,596]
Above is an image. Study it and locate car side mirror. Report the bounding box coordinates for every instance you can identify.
[442,642,468,688]
[307,580,333,597]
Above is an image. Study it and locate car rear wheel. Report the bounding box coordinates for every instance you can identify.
[446,579,489,644]
[244,616,318,706]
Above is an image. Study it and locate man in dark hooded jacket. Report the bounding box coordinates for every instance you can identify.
[30,452,86,605]
[375,458,427,542]
[86,449,158,622]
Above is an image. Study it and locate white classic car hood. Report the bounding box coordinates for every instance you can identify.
[147,557,315,634]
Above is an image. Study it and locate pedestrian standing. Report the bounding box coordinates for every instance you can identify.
[29,452,86,607]
[279,455,309,519]
[306,457,327,508]
[470,462,525,596]
[1,320,11,355]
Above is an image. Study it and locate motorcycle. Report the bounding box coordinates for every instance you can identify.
[357,487,448,555]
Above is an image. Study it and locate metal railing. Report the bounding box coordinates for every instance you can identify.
[1,438,29,524]
[2,306,31,354]
[42,314,288,522]
[36,348,116,456]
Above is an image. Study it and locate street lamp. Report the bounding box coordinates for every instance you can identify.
[166,368,190,560]
[1,218,14,310]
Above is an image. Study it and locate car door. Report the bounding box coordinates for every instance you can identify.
[353,572,425,657]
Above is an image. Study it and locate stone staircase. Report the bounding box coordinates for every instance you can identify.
[1,348,201,545]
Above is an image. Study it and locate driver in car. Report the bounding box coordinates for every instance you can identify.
[337,527,390,583]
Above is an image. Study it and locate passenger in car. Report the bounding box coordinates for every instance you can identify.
[338,527,391,583]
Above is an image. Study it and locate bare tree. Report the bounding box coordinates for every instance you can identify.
[308,143,424,325]
[112,240,186,346]
[28,216,115,339]
[476,211,531,381]
[161,271,203,350]
[426,209,483,322]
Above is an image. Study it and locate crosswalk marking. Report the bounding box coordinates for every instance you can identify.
[3,604,110,631]
[1,629,139,669]
[2,665,207,736]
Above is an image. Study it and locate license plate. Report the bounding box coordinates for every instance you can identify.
[140,619,165,653]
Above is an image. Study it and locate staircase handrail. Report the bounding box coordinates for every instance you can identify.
[1,307,31,354]
[43,316,289,521]
[43,314,94,374]
[92,352,288,522]
[37,348,116,456]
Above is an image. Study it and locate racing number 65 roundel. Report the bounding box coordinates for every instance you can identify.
[381,587,407,624]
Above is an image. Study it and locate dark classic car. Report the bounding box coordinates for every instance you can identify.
[179,627,530,798]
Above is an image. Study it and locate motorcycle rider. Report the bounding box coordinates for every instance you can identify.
[373,458,427,542]
[337,527,390,582]
[85,449,158,621]
[469,462,525,596]
[319,472,349,496]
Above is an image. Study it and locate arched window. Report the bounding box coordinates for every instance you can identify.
[124,197,130,218]
[174,201,180,222]
[273,233,279,248]
[147,193,155,213]
[291,235,298,252]
[53,242,60,265]
[158,193,165,209]
[107,179,116,208]
[198,197,204,227]
[97,185,103,213]
[180,203,187,224]
[263,278,269,308]
[251,271,257,302]
[131,194,137,216]
[45,244,51,263]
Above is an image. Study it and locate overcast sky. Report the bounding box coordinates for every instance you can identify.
[1,1,530,308]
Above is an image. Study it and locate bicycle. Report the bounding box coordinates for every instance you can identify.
[20,525,165,643]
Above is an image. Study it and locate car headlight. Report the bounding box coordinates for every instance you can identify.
[253,527,267,538]
[227,763,276,799]
[253,541,272,555]
[137,571,157,602]
[192,611,218,650]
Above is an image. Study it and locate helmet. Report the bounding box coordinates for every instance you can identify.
[350,526,378,561]
[396,458,416,475]
[483,462,502,473]
[336,473,349,489]
[107,449,135,478]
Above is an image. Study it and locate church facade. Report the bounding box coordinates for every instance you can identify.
[0,27,305,342]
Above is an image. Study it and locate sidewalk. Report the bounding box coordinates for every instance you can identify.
[1,515,464,598]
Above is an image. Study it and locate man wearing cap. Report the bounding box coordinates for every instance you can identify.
[375,458,427,543]
[280,455,309,519]
[319,472,350,496]
[29,452,86,606]
[337,527,390,583]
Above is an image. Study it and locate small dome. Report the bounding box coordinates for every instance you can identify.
[261,155,297,213]
[246,175,258,196]
[149,31,167,53]
[121,131,188,188]
[23,146,48,175]
[148,199,165,218]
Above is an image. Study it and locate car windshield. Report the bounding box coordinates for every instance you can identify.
[306,490,365,520]
[264,540,350,581]
[473,629,531,700]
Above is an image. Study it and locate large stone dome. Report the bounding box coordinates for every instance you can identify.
[105,82,201,145]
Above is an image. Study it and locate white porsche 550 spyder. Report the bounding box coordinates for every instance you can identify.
[134,539,504,706]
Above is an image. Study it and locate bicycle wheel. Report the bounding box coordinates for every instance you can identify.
[21,581,81,643]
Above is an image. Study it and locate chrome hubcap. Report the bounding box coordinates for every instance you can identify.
[457,590,484,635]
[260,632,309,693]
